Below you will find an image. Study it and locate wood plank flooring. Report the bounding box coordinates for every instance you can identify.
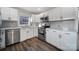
[0,37,60,51]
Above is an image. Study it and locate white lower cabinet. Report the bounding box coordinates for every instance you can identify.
[46,29,61,48]
[20,28,27,42]
[20,28,38,42]
[33,28,38,37]
[46,29,77,51]
[61,32,77,51]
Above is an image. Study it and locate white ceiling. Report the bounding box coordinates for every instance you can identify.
[15,7,54,14]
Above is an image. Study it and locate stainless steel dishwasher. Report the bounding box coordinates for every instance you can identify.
[5,29,20,46]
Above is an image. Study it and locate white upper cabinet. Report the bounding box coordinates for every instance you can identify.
[49,7,62,21]
[1,7,10,20]
[1,7,18,21]
[62,7,77,20]
[10,8,18,21]
[48,7,77,21]
[32,14,41,22]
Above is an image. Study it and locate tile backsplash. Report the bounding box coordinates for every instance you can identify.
[0,21,18,28]
[50,20,76,31]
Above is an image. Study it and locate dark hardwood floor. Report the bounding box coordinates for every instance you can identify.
[0,37,60,51]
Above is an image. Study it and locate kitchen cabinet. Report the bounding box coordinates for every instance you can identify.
[46,28,77,51]
[1,7,18,21]
[20,28,38,42]
[62,7,77,20]
[33,28,38,37]
[48,7,77,21]
[49,7,62,21]
[46,29,61,48]
[1,7,10,21]
[32,14,41,22]
[48,7,62,21]
[10,8,18,21]
[61,32,77,51]
[27,29,34,39]
[20,28,28,42]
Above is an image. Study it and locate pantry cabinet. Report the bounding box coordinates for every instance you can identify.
[46,28,77,51]
[1,7,18,21]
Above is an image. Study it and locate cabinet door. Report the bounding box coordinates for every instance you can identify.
[61,32,77,51]
[52,8,62,21]
[46,29,61,48]
[62,7,77,19]
[33,28,38,37]
[32,15,40,22]
[1,7,10,20]
[20,28,27,42]
[10,8,18,21]
[27,29,33,39]
[49,8,62,21]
